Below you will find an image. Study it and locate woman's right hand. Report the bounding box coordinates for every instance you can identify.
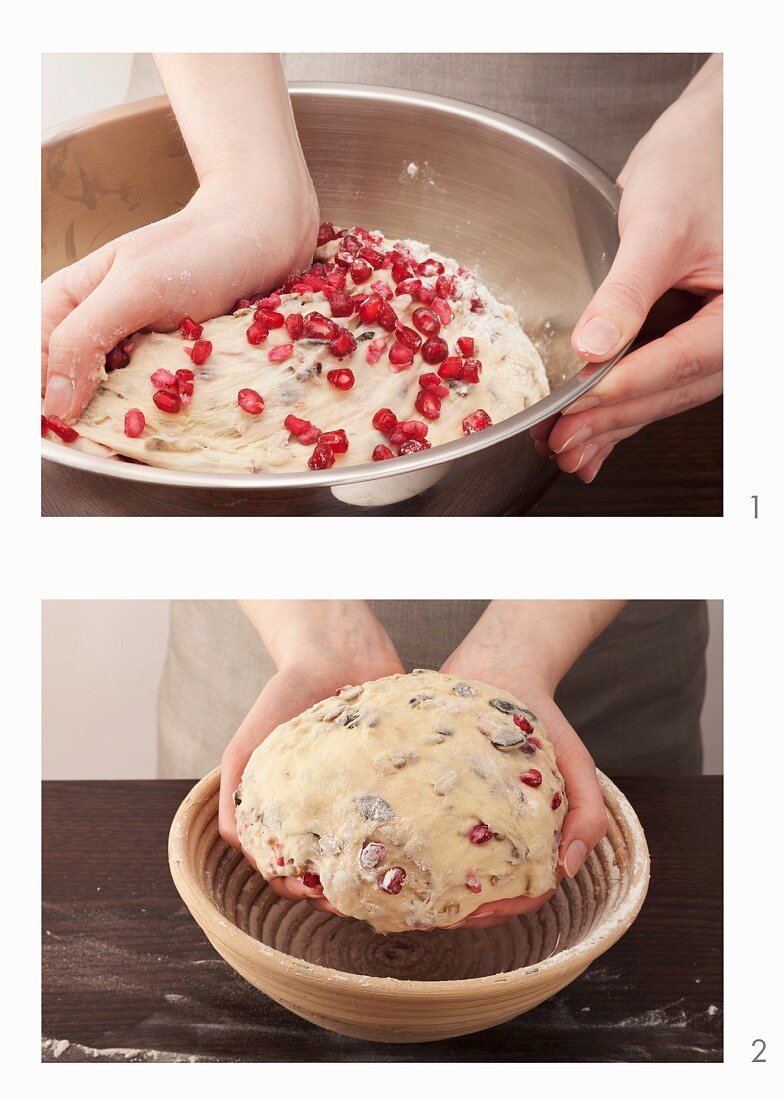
[219,602,404,913]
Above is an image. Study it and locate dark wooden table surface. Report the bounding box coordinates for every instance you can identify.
[42,777,722,1063]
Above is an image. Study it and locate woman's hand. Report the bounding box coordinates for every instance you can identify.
[439,600,621,928]
[42,53,319,421]
[219,601,404,913]
[532,54,723,483]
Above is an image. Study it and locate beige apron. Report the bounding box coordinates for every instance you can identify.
[158,600,707,778]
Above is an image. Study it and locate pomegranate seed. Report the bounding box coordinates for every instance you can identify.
[324,288,355,318]
[319,429,349,453]
[469,823,493,844]
[301,871,321,888]
[124,408,145,438]
[370,280,393,300]
[432,298,453,326]
[47,416,79,443]
[153,389,181,414]
[378,867,406,894]
[178,316,203,340]
[551,792,563,810]
[392,259,415,284]
[513,715,534,734]
[520,769,543,788]
[359,295,383,324]
[255,308,285,329]
[176,368,194,385]
[360,841,387,868]
[335,250,353,268]
[41,414,50,437]
[411,308,440,337]
[394,322,422,351]
[259,293,281,310]
[268,343,294,364]
[390,419,428,445]
[360,247,385,269]
[466,871,482,893]
[372,408,398,435]
[190,340,212,366]
[325,269,347,290]
[389,342,415,369]
[284,415,312,436]
[418,258,445,277]
[246,321,269,345]
[237,388,265,415]
[308,443,335,470]
[372,444,394,461]
[397,438,431,454]
[457,336,475,356]
[341,233,362,256]
[285,313,304,339]
[421,337,448,364]
[418,373,449,396]
[395,277,423,298]
[377,302,398,332]
[463,409,493,434]
[304,312,338,340]
[415,390,442,420]
[299,425,322,445]
[105,345,130,371]
[317,221,339,246]
[417,284,437,305]
[327,368,355,390]
[349,258,373,284]
[436,274,460,300]
[461,358,482,384]
[470,296,485,312]
[150,368,176,390]
[529,736,544,750]
[438,357,464,380]
[329,330,357,358]
[366,337,387,365]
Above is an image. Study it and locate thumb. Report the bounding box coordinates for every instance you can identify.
[571,214,680,362]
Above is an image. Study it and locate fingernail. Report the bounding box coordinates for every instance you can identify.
[564,840,588,878]
[576,316,621,358]
[467,911,494,921]
[564,395,600,417]
[574,443,599,472]
[585,456,607,484]
[44,375,75,419]
[556,426,593,454]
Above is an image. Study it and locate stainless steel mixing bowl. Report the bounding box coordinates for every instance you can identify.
[41,85,626,516]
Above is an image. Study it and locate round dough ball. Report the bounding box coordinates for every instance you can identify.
[235,670,567,933]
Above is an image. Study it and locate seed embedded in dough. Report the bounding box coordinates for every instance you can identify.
[356,795,395,822]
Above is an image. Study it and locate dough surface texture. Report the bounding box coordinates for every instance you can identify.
[235,670,567,934]
[74,228,548,472]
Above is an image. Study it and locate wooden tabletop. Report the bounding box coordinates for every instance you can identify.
[42,776,722,1062]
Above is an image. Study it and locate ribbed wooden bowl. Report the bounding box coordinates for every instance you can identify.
[169,767,649,1043]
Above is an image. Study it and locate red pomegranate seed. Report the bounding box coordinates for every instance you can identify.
[397,438,431,454]
[372,444,394,461]
[47,416,79,443]
[360,294,383,324]
[421,337,448,364]
[301,871,321,888]
[418,258,445,277]
[124,408,145,438]
[255,308,285,329]
[466,871,482,893]
[411,307,440,336]
[153,389,181,414]
[237,388,265,414]
[470,296,485,312]
[377,302,398,332]
[259,292,281,310]
[378,867,406,894]
[284,414,312,436]
[285,313,304,339]
[529,736,544,750]
[432,298,453,326]
[461,358,482,384]
[304,312,338,340]
[105,345,130,371]
[317,221,339,246]
[438,357,464,380]
[308,442,335,470]
[370,280,393,300]
[513,715,534,734]
[324,288,355,318]
[469,823,493,844]
[41,414,50,437]
[417,284,437,305]
[149,368,176,390]
[327,367,355,390]
[268,343,294,364]
[349,258,373,284]
[360,247,385,269]
[389,342,415,369]
[360,841,387,868]
[391,259,415,284]
[366,337,387,365]
[373,408,398,435]
[390,419,428,445]
[520,769,543,788]
[190,340,212,366]
[319,429,349,453]
[395,277,422,298]
[178,316,203,340]
[176,368,194,385]
[341,233,362,256]
[457,336,475,356]
[463,409,493,434]
[329,330,357,358]
[436,274,460,300]
[551,792,563,810]
[394,322,422,351]
[246,321,269,345]
[418,373,449,396]
[325,269,347,290]
[415,390,442,420]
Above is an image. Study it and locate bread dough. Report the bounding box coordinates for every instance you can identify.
[235,670,567,934]
[74,228,548,472]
